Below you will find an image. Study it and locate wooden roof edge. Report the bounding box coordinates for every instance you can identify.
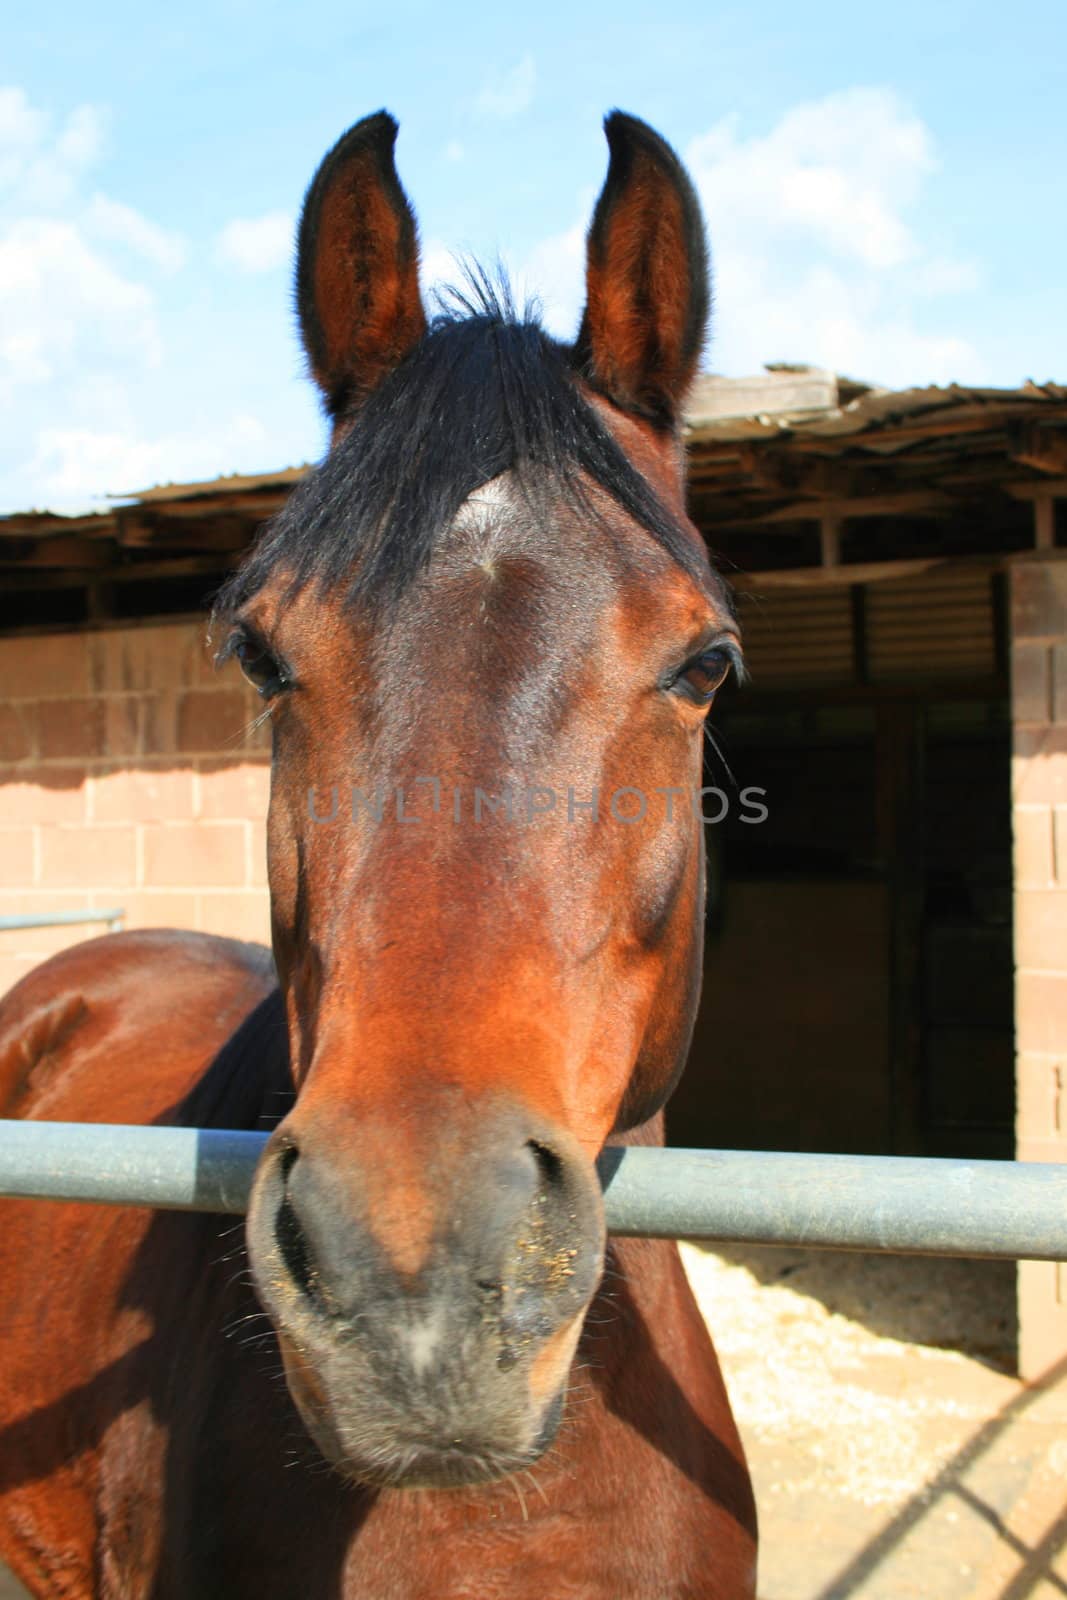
[685,383,1067,450]
[0,474,303,541]
[728,546,1067,594]
[117,464,311,505]
[0,509,119,538]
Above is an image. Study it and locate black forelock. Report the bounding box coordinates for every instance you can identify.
[213,273,716,623]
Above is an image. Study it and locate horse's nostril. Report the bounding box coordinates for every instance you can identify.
[276,1194,316,1301]
[274,1144,319,1306]
[527,1139,564,1189]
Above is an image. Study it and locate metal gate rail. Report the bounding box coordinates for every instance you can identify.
[0,909,125,933]
[0,1121,1065,1260]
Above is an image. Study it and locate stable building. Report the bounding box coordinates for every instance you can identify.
[1,367,1066,1375]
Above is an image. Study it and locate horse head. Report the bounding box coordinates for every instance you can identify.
[220,109,741,1490]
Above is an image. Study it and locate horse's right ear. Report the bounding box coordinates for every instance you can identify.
[295,111,427,419]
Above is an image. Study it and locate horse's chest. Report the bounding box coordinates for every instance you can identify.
[330,1494,749,1600]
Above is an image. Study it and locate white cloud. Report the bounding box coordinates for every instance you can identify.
[24,414,269,511]
[420,236,460,299]
[513,221,585,336]
[0,86,46,177]
[217,210,293,273]
[54,103,106,171]
[909,257,981,298]
[86,193,186,272]
[0,88,107,207]
[709,253,980,386]
[684,89,982,385]
[511,88,983,389]
[443,140,464,163]
[0,87,179,416]
[688,90,932,271]
[419,220,587,338]
[0,85,214,512]
[0,217,161,402]
[474,55,536,119]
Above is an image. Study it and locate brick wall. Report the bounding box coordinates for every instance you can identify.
[0,620,271,997]
[1011,561,1067,1377]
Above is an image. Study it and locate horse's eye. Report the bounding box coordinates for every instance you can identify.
[231,636,289,699]
[671,647,734,706]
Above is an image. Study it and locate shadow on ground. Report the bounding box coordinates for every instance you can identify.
[708,1243,1017,1370]
[811,1352,1067,1600]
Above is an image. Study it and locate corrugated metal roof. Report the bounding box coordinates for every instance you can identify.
[685,373,1067,447]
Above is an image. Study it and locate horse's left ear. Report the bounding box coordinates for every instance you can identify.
[295,110,427,418]
[574,112,709,425]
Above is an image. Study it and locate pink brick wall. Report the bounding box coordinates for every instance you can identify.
[1012,562,1067,1377]
[0,621,271,997]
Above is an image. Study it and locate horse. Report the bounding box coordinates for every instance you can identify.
[0,111,757,1597]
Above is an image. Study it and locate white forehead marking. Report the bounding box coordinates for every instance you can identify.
[451,472,516,532]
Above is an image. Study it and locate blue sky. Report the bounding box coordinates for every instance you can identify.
[2,0,1064,512]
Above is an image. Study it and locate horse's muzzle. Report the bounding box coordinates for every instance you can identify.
[245,1099,605,1488]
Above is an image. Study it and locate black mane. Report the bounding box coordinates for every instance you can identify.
[214,277,713,620]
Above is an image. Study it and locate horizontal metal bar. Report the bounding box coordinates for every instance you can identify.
[596,1148,1067,1259]
[0,909,125,932]
[0,1122,260,1216]
[1,1122,1066,1260]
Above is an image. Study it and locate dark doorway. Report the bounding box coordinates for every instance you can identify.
[669,687,1014,1159]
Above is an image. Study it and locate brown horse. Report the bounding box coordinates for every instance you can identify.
[0,111,756,1597]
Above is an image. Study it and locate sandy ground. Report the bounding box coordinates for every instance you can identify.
[681,1244,1067,1600]
[2,1249,1065,1598]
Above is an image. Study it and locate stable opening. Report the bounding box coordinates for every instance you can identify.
[669,566,1014,1161]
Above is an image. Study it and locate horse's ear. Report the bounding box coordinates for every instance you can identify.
[296,111,427,418]
[574,112,709,425]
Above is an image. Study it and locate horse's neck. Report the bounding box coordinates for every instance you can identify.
[176,986,293,1132]
[609,1109,666,1149]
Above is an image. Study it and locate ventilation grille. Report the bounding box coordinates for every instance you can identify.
[737,568,998,688]
[865,569,996,681]
[737,589,854,686]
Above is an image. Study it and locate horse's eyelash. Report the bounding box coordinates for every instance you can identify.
[216,624,276,669]
[719,640,748,686]
[214,628,246,668]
